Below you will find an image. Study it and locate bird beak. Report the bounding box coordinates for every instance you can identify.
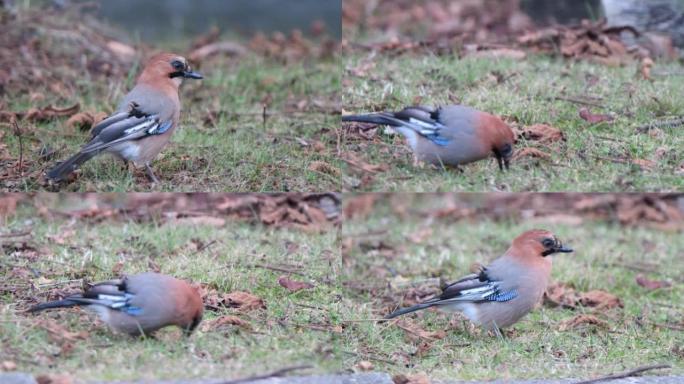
[556,245,573,253]
[182,70,203,79]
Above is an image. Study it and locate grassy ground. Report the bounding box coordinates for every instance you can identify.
[3,53,340,192]
[342,52,684,192]
[0,201,342,381]
[340,196,684,380]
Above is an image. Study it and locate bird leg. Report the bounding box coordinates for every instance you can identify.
[144,162,160,184]
[494,151,505,171]
[492,323,505,341]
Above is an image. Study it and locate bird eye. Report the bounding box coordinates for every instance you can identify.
[541,238,555,248]
[171,60,185,71]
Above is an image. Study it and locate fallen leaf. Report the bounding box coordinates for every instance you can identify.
[578,290,623,309]
[106,40,136,62]
[512,147,552,160]
[1,360,16,371]
[393,372,430,384]
[640,56,654,80]
[223,291,266,312]
[356,361,374,372]
[395,319,446,341]
[579,107,614,124]
[466,47,526,60]
[66,111,108,131]
[35,374,73,384]
[407,227,433,244]
[559,314,609,331]
[631,158,655,171]
[544,282,580,309]
[278,275,315,292]
[521,124,565,143]
[200,315,250,331]
[635,274,671,290]
[308,161,341,177]
[24,104,80,122]
[189,41,247,62]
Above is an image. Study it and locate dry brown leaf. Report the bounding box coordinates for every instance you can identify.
[106,41,136,62]
[579,290,623,309]
[343,194,378,220]
[356,360,374,372]
[544,282,580,309]
[635,274,671,290]
[278,275,315,292]
[559,314,609,331]
[1,360,17,371]
[640,57,654,80]
[24,104,80,122]
[512,147,552,160]
[579,107,614,124]
[631,158,655,171]
[200,315,250,331]
[66,111,108,131]
[467,48,526,60]
[36,374,73,384]
[165,216,226,227]
[407,227,433,244]
[521,124,565,143]
[223,291,266,312]
[393,372,430,384]
[37,318,89,345]
[189,41,247,62]
[342,152,389,174]
[308,161,341,177]
[396,319,446,341]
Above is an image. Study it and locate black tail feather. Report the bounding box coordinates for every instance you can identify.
[47,152,95,181]
[341,114,398,126]
[385,301,439,319]
[28,299,81,313]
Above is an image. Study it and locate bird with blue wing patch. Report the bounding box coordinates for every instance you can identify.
[385,230,573,334]
[342,105,515,170]
[47,52,203,184]
[28,272,203,337]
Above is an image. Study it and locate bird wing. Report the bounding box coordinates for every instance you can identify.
[435,268,518,304]
[67,277,144,316]
[342,106,451,146]
[392,106,451,146]
[81,103,173,154]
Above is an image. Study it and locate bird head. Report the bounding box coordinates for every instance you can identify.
[511,229,573,259]
[138,52,203,88]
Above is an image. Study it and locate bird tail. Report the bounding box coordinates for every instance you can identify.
[342,113,398,126]
[28,299,82,313]
[385,300,440,319]
[46,151,95,181]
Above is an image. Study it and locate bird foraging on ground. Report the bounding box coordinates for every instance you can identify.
[47,52,203,184]
[342,105,515,170]
[385,229,573,333]
[29,272,203,337]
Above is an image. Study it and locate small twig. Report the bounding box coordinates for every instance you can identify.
[554,95,605,108]
[218,364,313,384]
[573,364,671,384]
[636,116,684,133]
[342,350,397,365]
[649,321,684,331]
[245,263,307,277]
[11,116,23,177]
[342,318,390,323]
[0,230,32,238]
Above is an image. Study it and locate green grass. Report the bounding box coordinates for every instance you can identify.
[340,196,684,380]
[0,203,342,381]
[342,52,684,192]
[2,53,341,192]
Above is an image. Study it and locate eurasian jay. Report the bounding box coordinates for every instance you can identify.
[385,229,573,333]
[47,52,202,183]
[342,105,515,170]
[28,272,204,336]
